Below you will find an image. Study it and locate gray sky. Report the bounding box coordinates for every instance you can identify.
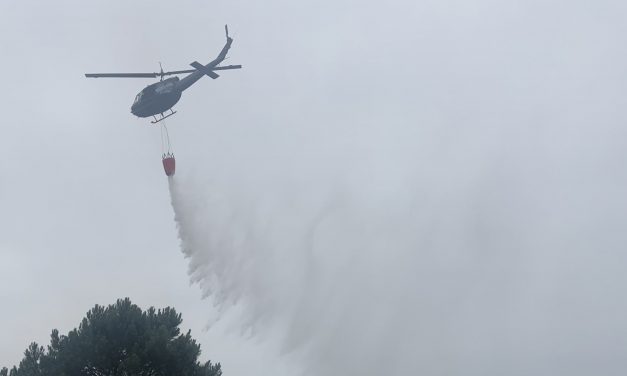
[2,0,627,375]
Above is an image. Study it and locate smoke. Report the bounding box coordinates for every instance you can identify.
[166,1,627,374]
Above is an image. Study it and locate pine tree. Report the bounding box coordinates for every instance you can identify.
[4,298,221,376]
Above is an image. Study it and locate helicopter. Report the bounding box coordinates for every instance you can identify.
[85,25,241,124]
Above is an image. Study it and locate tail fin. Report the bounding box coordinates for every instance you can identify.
[190,61,220,79]
[212,24,233,66]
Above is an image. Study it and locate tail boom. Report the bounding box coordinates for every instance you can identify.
[176,25,241,91]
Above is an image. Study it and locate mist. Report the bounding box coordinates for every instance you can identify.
[160,1,627,375]
[2,0,626,373]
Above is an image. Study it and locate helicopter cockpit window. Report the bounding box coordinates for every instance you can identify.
[134,92,143,104]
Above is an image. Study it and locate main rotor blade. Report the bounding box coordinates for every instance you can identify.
[85,70,202,78]
[162,69,196,75]
[213,64,242,70]
[85,73,158,78]
[84,66,240,79]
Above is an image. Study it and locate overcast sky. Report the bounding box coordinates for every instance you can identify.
[2,0,627,375]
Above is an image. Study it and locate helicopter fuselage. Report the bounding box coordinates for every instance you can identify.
[86,25,240,123]
[131,77,182,118]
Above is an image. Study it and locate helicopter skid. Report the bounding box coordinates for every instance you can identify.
[151,109,177,124]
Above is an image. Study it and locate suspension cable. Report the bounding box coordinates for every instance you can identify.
[160,123,165,156]
[163,124,172,155]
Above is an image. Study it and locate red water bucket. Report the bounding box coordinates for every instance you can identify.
[162,155,175,176]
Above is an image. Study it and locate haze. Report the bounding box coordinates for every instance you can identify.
[2,0,627,375]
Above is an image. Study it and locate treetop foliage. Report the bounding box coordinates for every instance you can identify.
[2,298,221,376]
